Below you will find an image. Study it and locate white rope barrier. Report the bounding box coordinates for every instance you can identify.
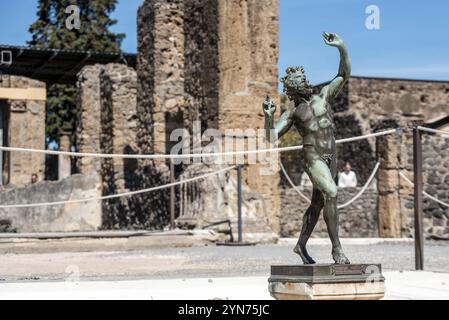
[417,126,449,136]
[0,166,236,209]
[280,162,311,204]
[281,161,380,209]
[399,172,449,208]
[0,128,398,209]
[0,128,399,160]
[336,128,399,145]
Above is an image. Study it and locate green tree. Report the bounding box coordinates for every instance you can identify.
[28,0,125,145]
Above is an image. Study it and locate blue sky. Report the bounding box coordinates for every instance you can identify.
[0,0,448,85]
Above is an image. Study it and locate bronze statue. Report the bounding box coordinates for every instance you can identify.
[264,32,351,264]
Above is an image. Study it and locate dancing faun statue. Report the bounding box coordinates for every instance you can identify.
[263,32,351,265]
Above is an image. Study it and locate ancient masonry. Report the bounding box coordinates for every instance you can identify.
[76,63,168,229]
[76,65,105,174]
[0,75,46,186]
[136,0,281,232]
[99,64,139,227]
[75,0,281,233]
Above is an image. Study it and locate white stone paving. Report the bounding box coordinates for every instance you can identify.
[0,271,448,300]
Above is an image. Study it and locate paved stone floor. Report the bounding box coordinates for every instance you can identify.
[0,240,448,282]
[0,272,448,300]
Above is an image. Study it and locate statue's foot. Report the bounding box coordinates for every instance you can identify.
[332,247,350,264]
[293,244,316,265]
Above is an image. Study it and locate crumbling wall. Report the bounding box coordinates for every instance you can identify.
[99,64,140,228]
[216,0,281,233]
[137,0,186,156]
[0,173,101,232]
[184,0,219,130]
[280,185,379,238]
[178,164,278,243]
[400,133,449,239]
[76,65,105,174]
[97,63,170,230]
[137,0,281,233]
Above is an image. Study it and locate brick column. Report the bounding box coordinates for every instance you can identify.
[217,0,281,233]
[377,133,402,237]
[99,64,138,227]
[76,65,105,174]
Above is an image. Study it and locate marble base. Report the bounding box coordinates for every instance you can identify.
[269,264,385,300]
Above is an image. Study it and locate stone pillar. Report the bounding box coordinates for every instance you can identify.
[216,0,281,233]
[377,133,402,238]
[99,64,139,227]
[137,0,186,157]
[0,76,46,186]
[58,135,71,180]
[76,64,105,174]
[137,0,281,233]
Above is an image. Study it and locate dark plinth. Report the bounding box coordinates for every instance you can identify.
[269,264,385,284]
[268,264,385,300]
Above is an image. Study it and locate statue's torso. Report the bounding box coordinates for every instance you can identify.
[292,94,336,156]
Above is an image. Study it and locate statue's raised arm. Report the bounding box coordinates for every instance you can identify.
[321,32,351,100]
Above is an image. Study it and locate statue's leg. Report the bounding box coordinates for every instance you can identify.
[306,155,350,264]
[294,187,324,264]
[324,156,350,264]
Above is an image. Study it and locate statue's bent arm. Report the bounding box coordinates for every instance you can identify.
[321,34,351,100]
[273,108,294,140]
[263,97,294,142]
[264,104,294,142]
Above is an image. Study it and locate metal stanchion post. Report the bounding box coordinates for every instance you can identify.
[170,160,175,230]
[237,164,243,243]
[413,121,424,270]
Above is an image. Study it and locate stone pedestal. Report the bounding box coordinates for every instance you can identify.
[269,264,385,300]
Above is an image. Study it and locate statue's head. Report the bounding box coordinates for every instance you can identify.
[281,66,313,101]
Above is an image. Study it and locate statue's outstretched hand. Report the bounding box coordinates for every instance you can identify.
[323,32,343,48]
[263,96,276,117]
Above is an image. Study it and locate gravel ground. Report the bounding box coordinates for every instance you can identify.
[0,241,448,282]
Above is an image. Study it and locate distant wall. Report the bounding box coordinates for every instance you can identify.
[0,173,101,233]
[280,186,379,238]
[400,133,449,239]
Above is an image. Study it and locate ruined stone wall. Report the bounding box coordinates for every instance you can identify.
[280,185,379,238]
[75,61,170,230]
[347,77,449,123]
[344,77,448,184]
[0,173,101,232]
[217,0,281,233]
[137,0,186,156]
[99,64,140,228]
[400,133,449,239]
[177,164,278,243]
[184,0,219,131]
[76,65,105,174]
[137,0,281,233]
[347,78,449,239]
[0,76,46,186]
